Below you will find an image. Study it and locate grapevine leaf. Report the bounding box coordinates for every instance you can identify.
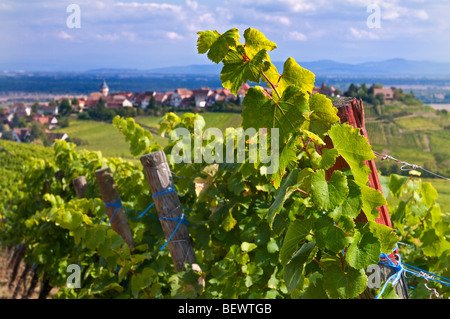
[222,209,237,231]
[197,30,220,54]
[204,28,240,64]
[243,27,277,58]
[314,215,348,253]
[323,264,367,299]
[308,93,340,138]
[345,228,381,270]
[131,268,157,298]
[331,179,362,220]
[369,221,399,254]
[310,170,348,212]
[328,123,374,186]
[377,283,399,299]
[280,218,315,266]
[300,273,328,299]
[283,241,315,294]
[421,229,450,257]
[421,182,438,208]
[360,184,386,221]
[241,242,257,252]
[310,148,338,170]
[270,134,301,189]
[277,57,315,97]
[268,169,298,226]
[220,46,270,95]
[242,85,309,144]
[388,174,408,198]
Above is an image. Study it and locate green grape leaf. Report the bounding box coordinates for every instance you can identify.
[421,182,438,208]
[131,268,157,298]
[220,46,270,95]
[345,228,381,270]
[203,28,240,64]
[311,170,348,212]
[283,241,315,294]
[243,27,277,58]
[314,215,348,253]
[369,221,399,254]
[388,174,408,198]
[242,85,309,144]
[311,148,339,170]
[300,273,329,299]
[58,210,83,231]
[270,134,301,189]
[308,93,340,137]
[421,229,450,257]
[323,264,367,299]
[197,30,220,54]
[277,57,315,97]
[280,218,315,266]
[222,209,237,231]
[268,169,298,226]
[360,184,386,221]
[328,124,374,186]
[241,242,258,252]
[331,179,362,220]
[377,283,399,299]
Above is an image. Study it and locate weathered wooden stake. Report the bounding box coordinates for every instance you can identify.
[95,167,135,249]
[140,150,197,271]
[325,97,408,299]
[72,176,87,199]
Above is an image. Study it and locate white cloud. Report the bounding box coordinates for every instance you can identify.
[166,31,183,40]
[289,31,307,41]
[114,2,182,13]
[186,0,198,11]
[278,0,317,12]
[349,27,380,40]
[57,31,73,40]
[95,33,120,41]
[274,16,291,26]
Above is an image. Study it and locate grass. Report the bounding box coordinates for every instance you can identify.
[54,119,135,159]
[135,112,242,132]
[55,112,243,159]
[395,116,441,131]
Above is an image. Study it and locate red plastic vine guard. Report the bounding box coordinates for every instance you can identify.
[320,97,397,261]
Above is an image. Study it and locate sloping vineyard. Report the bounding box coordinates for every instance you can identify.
[0,27,449,299]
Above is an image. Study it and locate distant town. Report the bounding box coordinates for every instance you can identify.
[0,79,420,145]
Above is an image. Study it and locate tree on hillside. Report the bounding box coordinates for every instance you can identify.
[30,122,50,146]
[344,83,358,97]
[59,99,72,117]
[31,102,41,114]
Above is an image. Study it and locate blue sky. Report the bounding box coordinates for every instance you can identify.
[1,0,449,71]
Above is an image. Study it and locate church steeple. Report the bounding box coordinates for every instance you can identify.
[100,79,109,97]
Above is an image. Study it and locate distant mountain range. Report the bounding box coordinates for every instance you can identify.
[84,58,450,78]
[2,58,450,95]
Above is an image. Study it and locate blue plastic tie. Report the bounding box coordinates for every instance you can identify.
[375,252,404,299]
[102,199,123,226]
[102,186,195,252]
[159,213,189,251]
[375,247,450,299]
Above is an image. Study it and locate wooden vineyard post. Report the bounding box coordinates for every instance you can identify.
[322,97,408,299]
[140,150,198,272]
[72,176,87,199]
[95,168,135,250]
